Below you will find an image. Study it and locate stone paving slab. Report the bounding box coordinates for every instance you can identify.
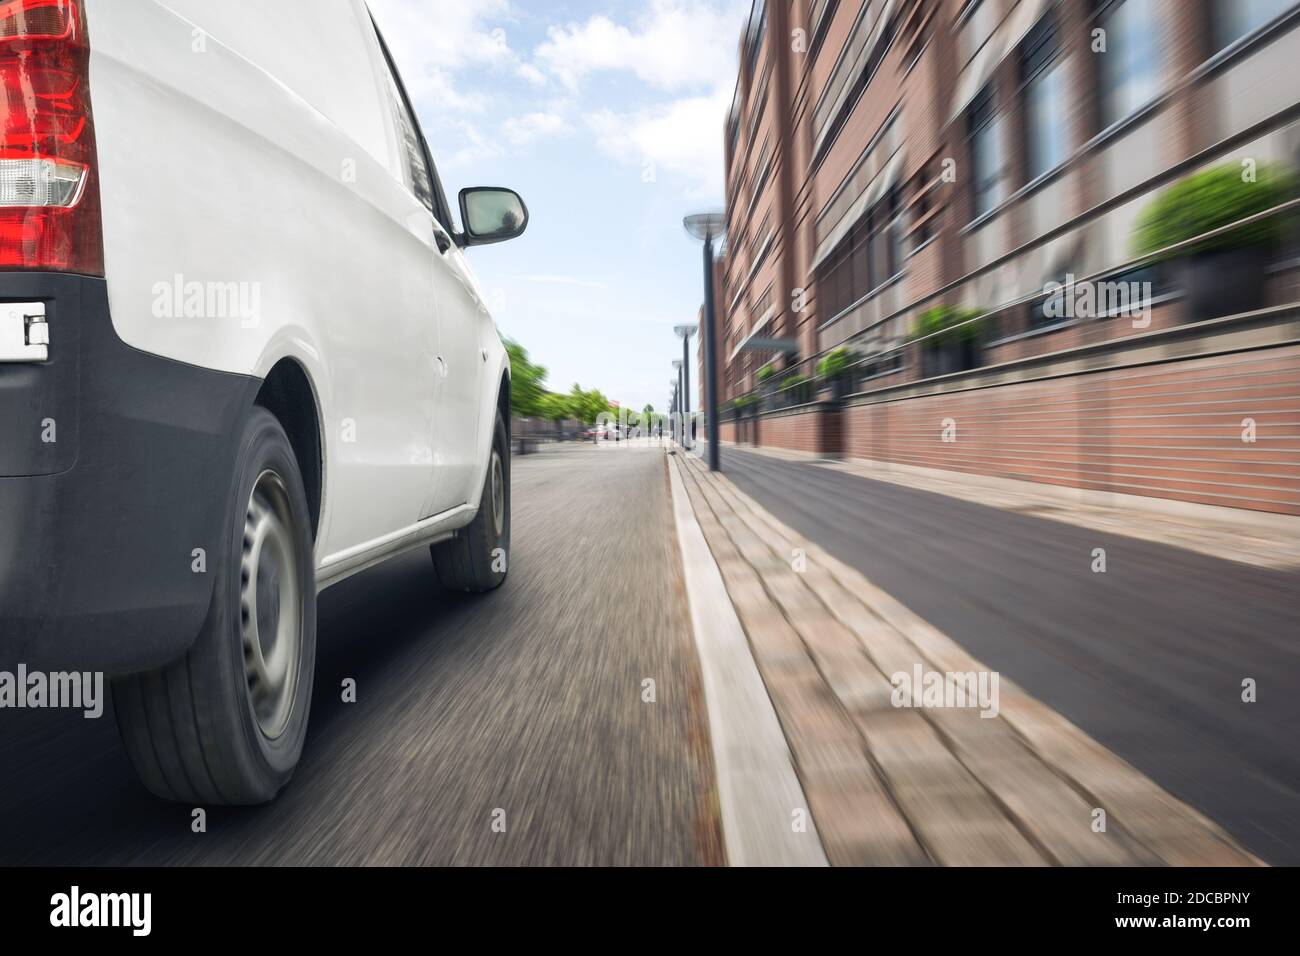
[675,452,1261,867]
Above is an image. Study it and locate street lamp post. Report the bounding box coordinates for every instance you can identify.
[672,360,685,447]
[669,380,680,442]
[674,324,698,450]
[684,212,725,471]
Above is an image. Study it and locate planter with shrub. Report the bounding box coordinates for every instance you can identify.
[754,364,776,409]
[913,306,986,377]
[817,347,858,399]
[1132,162,1294,322]
[779,374,814,407]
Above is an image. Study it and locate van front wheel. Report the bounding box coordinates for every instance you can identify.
[431,411,510,593]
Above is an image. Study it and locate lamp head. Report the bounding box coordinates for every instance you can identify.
[683,212,725,242]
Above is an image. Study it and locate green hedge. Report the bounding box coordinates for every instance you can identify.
[1132,162,1294,259]
[817,346,856,379]
[912,306,985,346]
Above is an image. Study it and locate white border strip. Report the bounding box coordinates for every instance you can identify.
[667,454,829,867]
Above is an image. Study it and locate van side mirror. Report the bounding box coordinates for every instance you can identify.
[458,187,529,247]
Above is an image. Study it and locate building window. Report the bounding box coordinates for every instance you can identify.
[1096,0,1163,128]
[817,190,905,323]
[863,349,904,379]
[811,3,898,163]
[913,194,931,249]
[748,74,769,142]
[1215,0,1295,51]
[1031,276,1074,331]
[811,0,840,49]
[1022,13,1068,180]
[870,187,904,283]
[869,212,887,291]
[1031,263,1168,330]
[746,2,768,74]
[910,166,939,252]
[727,87,742,160]
[968,86,1003,220]
[959,0,999,70]
[751,213,772,263]
[819,227,859,323]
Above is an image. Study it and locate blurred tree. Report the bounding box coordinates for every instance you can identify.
[567,384,615,425]
[503,338,548,418]
[539,392,572,422]
[504,336,619,425]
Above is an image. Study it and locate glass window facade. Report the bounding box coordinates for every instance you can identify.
[1097,0,1163,128]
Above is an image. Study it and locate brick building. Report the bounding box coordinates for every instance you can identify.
[715,0,1300,516]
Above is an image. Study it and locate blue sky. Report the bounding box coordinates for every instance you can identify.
[368,0,749,413]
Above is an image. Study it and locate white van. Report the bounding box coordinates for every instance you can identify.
[0,0,526,804]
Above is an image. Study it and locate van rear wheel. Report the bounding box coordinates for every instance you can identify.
[113,407,317,805]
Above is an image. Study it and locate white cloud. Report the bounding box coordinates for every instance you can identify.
[441,120,502,168]
[439,111,570,168]
[515,62,549,87]
[502,111,571,147]
[368,0,529,113]
[536,0,748,93]
[369,2,745,207]
[529,0,746,197]
[587,85,732,198]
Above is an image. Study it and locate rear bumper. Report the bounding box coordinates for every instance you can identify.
[0,274,259,673]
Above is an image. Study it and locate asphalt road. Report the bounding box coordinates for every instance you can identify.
[0,444,722,866]
[717,446,1300,866]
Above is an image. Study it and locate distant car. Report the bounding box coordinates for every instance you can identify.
[0,0,528,805]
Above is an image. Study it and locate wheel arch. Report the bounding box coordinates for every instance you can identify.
[254,358,324,539]
[497,368,511,443]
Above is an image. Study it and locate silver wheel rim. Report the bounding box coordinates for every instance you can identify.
[490,450,505,538]
[240,470,303,740]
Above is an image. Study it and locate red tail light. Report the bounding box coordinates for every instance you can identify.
[0,0,102,274]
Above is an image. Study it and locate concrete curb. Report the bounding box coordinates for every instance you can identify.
[667,453,829,867]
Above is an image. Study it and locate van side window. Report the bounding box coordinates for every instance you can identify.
[368,16,458,233]
[380,63,435,215]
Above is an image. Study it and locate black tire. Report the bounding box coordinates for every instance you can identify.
[432,411,510,593]
[113,407,317,805]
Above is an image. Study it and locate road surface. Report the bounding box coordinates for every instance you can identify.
[0,444,722,866]
[716,445,1300,865]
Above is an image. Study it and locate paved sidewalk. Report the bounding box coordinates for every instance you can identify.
[673,451,1260,866]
